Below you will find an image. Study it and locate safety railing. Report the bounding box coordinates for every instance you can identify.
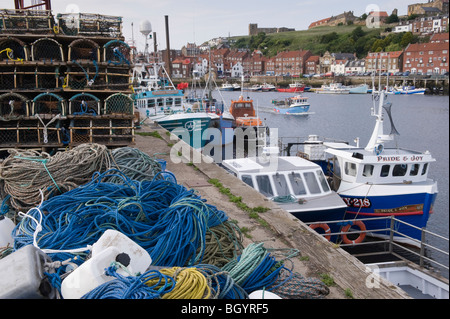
[306,216,449,277]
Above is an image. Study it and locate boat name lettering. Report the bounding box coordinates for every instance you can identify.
[342,197,371,208]
[377,155,424,162]
[152,90,179,96]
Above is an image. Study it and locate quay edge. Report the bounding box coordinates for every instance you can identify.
[134,123,411,299]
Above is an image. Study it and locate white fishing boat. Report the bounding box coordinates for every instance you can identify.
[316,83,350,94]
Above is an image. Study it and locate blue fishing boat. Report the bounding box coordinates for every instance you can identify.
[273,95,311,115]
[301,88,438,246]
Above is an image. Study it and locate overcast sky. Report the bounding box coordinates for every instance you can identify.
[9,0,414,50]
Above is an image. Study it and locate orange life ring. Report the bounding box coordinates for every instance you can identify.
[341,220,366,245]
[309,223,331,241]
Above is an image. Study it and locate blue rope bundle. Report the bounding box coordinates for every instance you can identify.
[195,264,248,299]
[13,169,229,268]
[81,266,175,299]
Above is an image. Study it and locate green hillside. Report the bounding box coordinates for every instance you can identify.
[231,24,421,58]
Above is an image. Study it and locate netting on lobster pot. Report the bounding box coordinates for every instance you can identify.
[104,93,133,115]
[68,38,100,62]
[0,92,29,118]
[103,40,131,66]
[0,37,29,62]
[69,93,101,115]
[32,92,66,116]
[31,38,64,62]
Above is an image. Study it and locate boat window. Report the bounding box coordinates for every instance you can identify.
[288,172,307,195]
[148,99,155,108]
[316,171,330,192]
[234,103,244,108]
[166,98,173,107]
[344,162,357,177]
[273,173,290,196]
[410,164,420,176]
[304,172,321,194]
[393,164,408,177]
[174,98,182,106]
[157,98,164,107]
[422,163,428,176]
[242,175,254,188]
[256,175,274,197]
[381,165,390,177]
[363,165,374,177]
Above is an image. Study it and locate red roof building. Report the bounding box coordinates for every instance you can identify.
[365,51,404,73]
[403,42,449,75]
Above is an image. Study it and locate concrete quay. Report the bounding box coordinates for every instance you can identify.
[134,122,411,299]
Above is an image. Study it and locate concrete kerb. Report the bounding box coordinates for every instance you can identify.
[136,124,411,299]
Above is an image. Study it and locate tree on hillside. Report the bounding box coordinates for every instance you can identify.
[386,14,399,24]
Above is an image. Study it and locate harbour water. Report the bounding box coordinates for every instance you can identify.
[212,89,449,274]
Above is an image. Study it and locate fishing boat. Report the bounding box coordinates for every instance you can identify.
[218,82,235,91]
[222,147,348,241]
[349,84,369,94]
[229,96,268,148]
[272,95,311,115]
[399,86,426,95]
[244,84,262,92]
[232,83,241,91]
[276,82,305,93]
[315,83,350,94]
[298,88,438,246]
[261,83,276,92]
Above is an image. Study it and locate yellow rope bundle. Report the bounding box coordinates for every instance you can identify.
[145,267,211,299]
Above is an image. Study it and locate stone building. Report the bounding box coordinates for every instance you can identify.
[248,23,295,36]
[408,0,449,16]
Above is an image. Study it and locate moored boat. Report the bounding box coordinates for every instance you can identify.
[315,83,350,94]
[272,95,311,115]
[349,84,369,94]
[276,82,305,93]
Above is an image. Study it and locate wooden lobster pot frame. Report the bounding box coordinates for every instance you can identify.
[0,9,54,34]
[32,92,66,116]
[57,13,122,37]
[0,92,29,118]
[103,40,131,66]
[31,38,64,62]
[0,65,61,90]
[68,38,100,62]
[0,118,62,147]
[0,36,29,62]
[68,92,101,115]
[66,61,105,90]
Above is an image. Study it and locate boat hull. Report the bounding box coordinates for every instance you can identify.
[157,115,211,148]
[273,105,310,114]
[276,87,305,93]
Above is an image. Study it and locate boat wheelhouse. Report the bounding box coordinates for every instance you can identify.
[273,95,311,115]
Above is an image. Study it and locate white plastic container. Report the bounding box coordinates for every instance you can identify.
[248,290,282,299]
[0,216,15,248]
[61,230,152,299]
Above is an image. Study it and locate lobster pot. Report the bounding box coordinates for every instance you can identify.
[110,118,134,145]
[106,67,131,91]
[0,66,15,90]
[57,13,122,37]
[0,92,29,118]
[0,9,54,34]
[0,37,29,62]
[68,39,100,62]
[103,40,131,66]
[11,65,37,90]
[0,119,18,145]
[104,93,133,115]
[36,66,61,89]
[32,93,66,116]
[66,62,105,90]
[31,38,64,62]
[69,93,101,115]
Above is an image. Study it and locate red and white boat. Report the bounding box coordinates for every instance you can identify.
[276,82,305,93]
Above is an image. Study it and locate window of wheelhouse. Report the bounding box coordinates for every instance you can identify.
[148,99,155,108]
[166,98,173,107]
[273,173,289,196]
[316,171,330,192]
[422,163,428,175]
[157,98,164,107]
[381,165,390,177]
[256,175,274,197]
[242,175,254,188]
[393,164,408,177]
[303,172,321,194]
[363,165,374,177]
[410,164,420,176]
[288,172,307,195]
[344,162,357,177]
[174,98,182,106]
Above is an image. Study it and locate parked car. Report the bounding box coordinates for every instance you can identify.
[403,71,410,76]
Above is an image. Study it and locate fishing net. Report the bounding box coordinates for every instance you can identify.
[32,93,65,116]
[69,93,101,116]
[0,66,15,90]
[66,62,103,90]
[0,92,29,119]
[106,67,131,90]
[36,66,61,89]
[104,93,133,115]
[0,37,28,61]
[68,38,99,62]
[31,38,64,62]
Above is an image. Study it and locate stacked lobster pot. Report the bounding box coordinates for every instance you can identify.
[0,8,134,149]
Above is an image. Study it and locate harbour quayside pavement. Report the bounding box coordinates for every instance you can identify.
[134,122,410,300]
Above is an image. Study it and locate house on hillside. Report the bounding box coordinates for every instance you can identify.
[345,59,366,74]
[365,51,404,73]
[328,11,357,26]
[308,17,331,29]
[273,50,312,76]
[319,51,356,74]
[305,55,320,74]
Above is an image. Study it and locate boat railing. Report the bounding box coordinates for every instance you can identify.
[278,136,350,157]
[306,216,449,278]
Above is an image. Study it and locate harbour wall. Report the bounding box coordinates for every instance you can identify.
[135,122,411,299]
